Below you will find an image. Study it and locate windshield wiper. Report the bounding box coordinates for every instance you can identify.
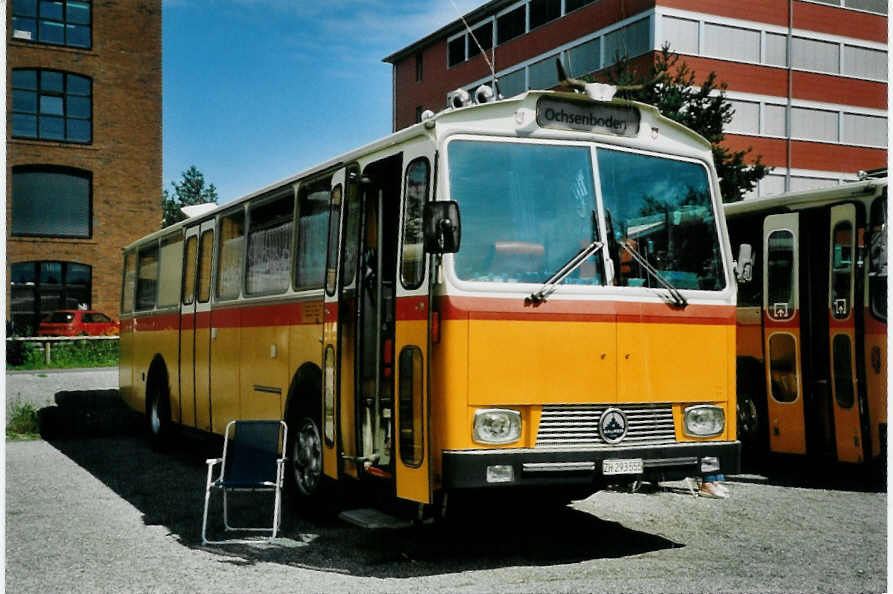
[617,239,688,309]
[526,239,605,306]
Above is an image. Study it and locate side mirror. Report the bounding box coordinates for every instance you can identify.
[736,243,753,283]
[423,201,461,254]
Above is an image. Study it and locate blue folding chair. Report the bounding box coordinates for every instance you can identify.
[201,420,288,545]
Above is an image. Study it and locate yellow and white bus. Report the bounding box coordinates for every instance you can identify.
[725,176,887,467]
[120,82,740,515]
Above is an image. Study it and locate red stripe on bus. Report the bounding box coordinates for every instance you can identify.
[439,296,734,325]
[828,312,855,329]
[127,300,326,331]
[396,296,428,321]
[763,310,800,328]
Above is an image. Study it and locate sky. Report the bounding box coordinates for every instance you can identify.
[162,0,482,204]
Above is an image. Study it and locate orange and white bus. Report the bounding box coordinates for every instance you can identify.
[725,175,887,467]
[120,82,741,516]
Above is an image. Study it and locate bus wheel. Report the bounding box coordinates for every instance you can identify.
[290,416,323,497]
[737,392,766,463]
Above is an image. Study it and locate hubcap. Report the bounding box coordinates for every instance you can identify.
[292,419,322,496]
[737,398,758,441]
[150,398,161,435]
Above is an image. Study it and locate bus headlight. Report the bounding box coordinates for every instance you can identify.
[473,409,521,444]
[683,405,725,437]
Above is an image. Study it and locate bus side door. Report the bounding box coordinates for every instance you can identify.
[193,221,215,432]
[763,213,806,454]
[322,167,362,480]
[179,226,199,427]
[828,203,864,462]
[393,149,434,504]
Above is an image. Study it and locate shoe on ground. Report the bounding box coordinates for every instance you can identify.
[699,481,728,499]
[714,482,730,497]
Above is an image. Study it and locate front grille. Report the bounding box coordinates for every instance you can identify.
[535,403,677,449]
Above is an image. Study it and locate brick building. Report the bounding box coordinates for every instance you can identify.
[7,0,162,333]
[384,0,887,197]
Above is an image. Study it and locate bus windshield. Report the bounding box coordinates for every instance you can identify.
[597,148,724,291]
[449,139,603,285]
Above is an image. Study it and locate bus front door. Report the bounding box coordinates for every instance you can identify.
[828,203,865,462]
[763,213,807,454]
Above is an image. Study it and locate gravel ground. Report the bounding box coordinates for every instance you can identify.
[5,367,118,415]
[4,371,888,593]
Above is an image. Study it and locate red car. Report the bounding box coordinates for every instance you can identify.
[38,310,119,337]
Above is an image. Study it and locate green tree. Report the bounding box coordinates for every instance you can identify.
[161,165,219,227]
[604,45,771,203]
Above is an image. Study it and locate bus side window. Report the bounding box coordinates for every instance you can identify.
[401,158,429,290]
[182,236,197,305]
[831,221,853,319]
[198,231,213,303]
[158,234,184,308]
[136,243,159,311]
[832,334,855,408]
[246,194,294,296]
[217,210,245,300]
[325,185,343,296]
[122,252,136,314]
[295,177,332,291]
[398,346,424,467]
[767,230,795,320]
[869,196,887,321]
[769,333,798,403]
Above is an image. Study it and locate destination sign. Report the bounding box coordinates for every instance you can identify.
[536,97,640,137]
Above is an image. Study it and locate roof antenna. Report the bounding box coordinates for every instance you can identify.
[556,57,664,102]
[449,0,497,95]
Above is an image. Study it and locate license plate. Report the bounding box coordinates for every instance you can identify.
[602,458,643,476]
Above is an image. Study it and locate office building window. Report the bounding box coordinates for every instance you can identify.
[792,37,840,74]
[529,0,560,30]
[765,33,788,67]
[448,35,465,67]
[12,166,91,238]
[727,100,760,135]
[845,0,887,13]
[11,0,91,48]
[565,0,595,12]
[497,68,525,98]
[12,69,92,143]
[567,37,600,77]
[791,107,838,142]
[662,16,699,55]
[704,23,760,63]
[528,54,560,90]
[603,18,650,66]
[843,113,887,147]
[843,45,887,80]
[468,21,493,57]
[763,104,787,137]
[10,261,92,334]
[496,4,526,45]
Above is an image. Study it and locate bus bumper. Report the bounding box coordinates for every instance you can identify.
[442,441,741,489]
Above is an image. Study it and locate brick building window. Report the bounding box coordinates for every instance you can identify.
[10,261,92,334]
[11,0,91,49]
[12,69,92,143]
[12,165,92,238]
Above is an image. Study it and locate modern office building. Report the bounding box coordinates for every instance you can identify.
[384,0,887,198]
[7,0,162,333]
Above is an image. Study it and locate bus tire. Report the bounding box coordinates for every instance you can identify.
[285,412,335,521]
[146,361,171,451]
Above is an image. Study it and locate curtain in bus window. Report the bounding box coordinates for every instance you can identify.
[218,211,245,299]
[247,195,294,295]
[832,334,855,408]
[596,148,722,290]
[869,196,887,320]
[295,180,331,291]
[136,244,159,311]
[158,235,184,307]
[198,231,213,303]
[767,230,795,319]
[449,140,603,285]
[769,333,798,403]
[831,221,853,319]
